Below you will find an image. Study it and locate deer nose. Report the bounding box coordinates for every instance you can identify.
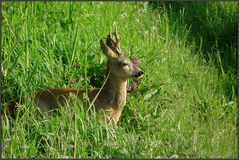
[135,70,144,78]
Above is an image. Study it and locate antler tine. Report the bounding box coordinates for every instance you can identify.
[105,28,122,55]
[113,32,121,48]
[115,25,118,40]
[109,28,113,40]
[113,32,122,55]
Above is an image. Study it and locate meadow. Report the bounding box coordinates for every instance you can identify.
[1,2,237,158]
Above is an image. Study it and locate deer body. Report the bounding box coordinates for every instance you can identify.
[36,71,128,124]
[8,31,144,124]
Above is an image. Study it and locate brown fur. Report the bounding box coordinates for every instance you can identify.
[7,31,144,124]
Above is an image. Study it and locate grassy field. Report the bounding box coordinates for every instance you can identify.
[1,2,237,158]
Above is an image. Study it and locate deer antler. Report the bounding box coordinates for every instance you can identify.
[106,30,122,55]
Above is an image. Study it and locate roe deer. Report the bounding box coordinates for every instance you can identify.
[8,31,144,124]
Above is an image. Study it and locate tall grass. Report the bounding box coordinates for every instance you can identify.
[149,2,237,76]
[2,2,237,158]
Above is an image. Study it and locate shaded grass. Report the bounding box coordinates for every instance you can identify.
[2,2,237,158]
[149,1,237,77]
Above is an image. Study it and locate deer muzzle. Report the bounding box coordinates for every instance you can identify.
[134,70,144,78]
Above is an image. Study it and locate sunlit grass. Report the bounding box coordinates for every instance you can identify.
[2,2,237,158]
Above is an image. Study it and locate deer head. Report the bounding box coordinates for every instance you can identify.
[100,31,144,81]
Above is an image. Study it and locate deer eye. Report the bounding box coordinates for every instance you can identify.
[122,62,128,67]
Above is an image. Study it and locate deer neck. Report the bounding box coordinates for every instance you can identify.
[104,71,127,109]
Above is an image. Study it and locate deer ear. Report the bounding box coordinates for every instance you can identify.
[100,39,118,59]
